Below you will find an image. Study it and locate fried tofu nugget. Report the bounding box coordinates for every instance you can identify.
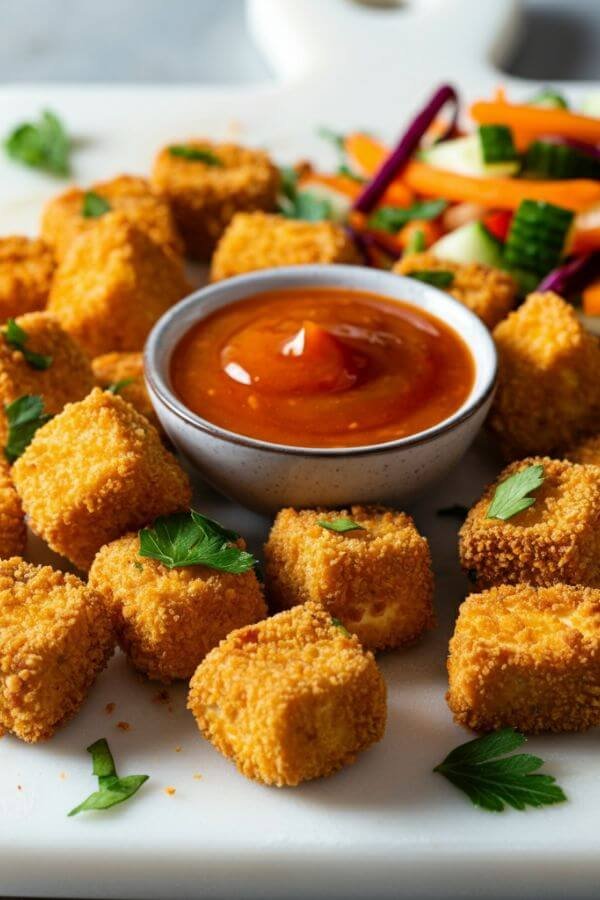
[447,583,600,733]
[0,236,55,319]
[0,311,95,445]
[188,602,386,786]
[264,506,434,651]
[0,460,25,559]
[12,389,191,570]
[210,212,361,282]
[89,531,267,682]
[47,212,190,357]
[41,175,184,261]
[565,433,600,467]
[489,292,600,458]
[459,456,600,590]
[393,252,517,329]
[151,141,280,260]
[92,351,158,428]
[0,558,115,742]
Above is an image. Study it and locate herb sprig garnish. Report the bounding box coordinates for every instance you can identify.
[278,166,333,222]
[434,728,567,812]
[68,738,149,816]
[139,510,257,573]
[5,109,70,176]
[106,377,135,395]
[82,190,111,218]
[317,126,364,182]
[318,517,365,534]
[168,145,222,165]
[4,395,51,462]
[4,319,52,371]
[409,270,455,289]
[331,616,351,637]
[487,464,545,521]
[368,199,447,233]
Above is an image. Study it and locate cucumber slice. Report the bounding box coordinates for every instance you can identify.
[420,134,520,179]
[529,88,569,110]
[431,222,504,268]
[581,93,600,118]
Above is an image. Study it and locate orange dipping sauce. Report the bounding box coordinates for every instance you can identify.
[170,287,475,448]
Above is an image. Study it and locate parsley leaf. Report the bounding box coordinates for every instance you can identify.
[4,395,51,462]
[434,728,567,812]
[317,517,365,534]
[5,109,70,176]
[4,319,52,371]
[68,738,149,816]
[408,270,455,289]
[139,510,257,573]
[106,377,135,395]
[368,199,447,233]
[277,166,333,222]
[487,463,545,521]
[82,191,111,218]
[331,616,352,637]
[405,228,426,253]
[168,145,222,165]
[437,504,468,521]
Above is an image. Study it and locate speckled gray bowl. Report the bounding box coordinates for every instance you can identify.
[145,265,497,513]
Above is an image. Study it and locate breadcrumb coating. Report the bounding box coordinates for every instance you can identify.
[151,141,280,260]
[92,351,158,428]
[393,252,517,328]
[565,433,600,467]
[0,460,25,559]
[47,212,190,357]
[12,388,191,570]
[489,292,600,458]
[41,174,184,261]
[0,311,95,445]
[459,456,600,589]
[447,583,600,733]
[210,212,361,282]
[188,602,386,786]
[0,237,55,319]
[89,532,267,681]
[264,506,434,651]
[0,558,115,742]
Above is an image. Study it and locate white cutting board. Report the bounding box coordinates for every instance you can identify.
[1,2,599,897]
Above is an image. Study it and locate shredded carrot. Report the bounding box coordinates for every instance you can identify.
[582,281,600,316]
[344,133,414,206]
[299,171,361,199]
[471,100,600,144]
[571,226,600,254]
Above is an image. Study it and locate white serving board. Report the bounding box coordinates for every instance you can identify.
[0,2,599,897]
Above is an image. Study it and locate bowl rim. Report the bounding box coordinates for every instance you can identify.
[144,264,498,458]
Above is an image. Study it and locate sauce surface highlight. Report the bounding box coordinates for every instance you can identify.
[171,287,475,448]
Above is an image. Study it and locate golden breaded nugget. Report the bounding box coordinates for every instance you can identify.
[92,351,158,428]
[41,174,184,261]
[565,433,600,467]
[0,236,55,319]
[151,142,280,259]
[210,211,361,282]
[89,531,267,682]
[12,389,191,570]
[489,292,600,458]
[0,311,95,445]
[447,583,600,733]
[264,506,434,651]
[459,456,600,590]
[47,212,190,357]
[0,460,25,559]
[393,251,517,328]
[188,602,386,786]
[0,558,115,742]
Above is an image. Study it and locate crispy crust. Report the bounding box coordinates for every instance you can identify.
[393,252,517,329]
[0,236,55,319]
[47,211,190,357]
[12,388,191,570]
[489,292,600,458]
[41,174,184,261]
[89,532,267,682]
[565,433,600,467]
[447,583,600,733]
[0,460,25,559]
[210,211,361,282]
[459,456,600,589]
[264,505,434,651]
[151,142,280,260]
[92,351,158,428]
[0,558,115,742]
[188,602,387,786]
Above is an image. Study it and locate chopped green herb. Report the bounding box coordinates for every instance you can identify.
[408,270,455,289]
[317,517,365,534]
[4,319,52,370]
[139,510,257,573]
[68,738,149,816]
[486,463,545,521]
[368,199,447,233]
[5,109,70,176]
[4,395,51,463]
[331,617,351,637]
[434,728,567,812]
[317,126,345,155]
[133,560,144,571]
[277,166,334,222]
[437,504,468,521]
[168,145,222,165]
[337,164,365,183]
[82,190,111,218]
[405,228,426,253]
[106,377,135,395]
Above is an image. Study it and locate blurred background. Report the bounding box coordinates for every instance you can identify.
[0,0,598,84]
